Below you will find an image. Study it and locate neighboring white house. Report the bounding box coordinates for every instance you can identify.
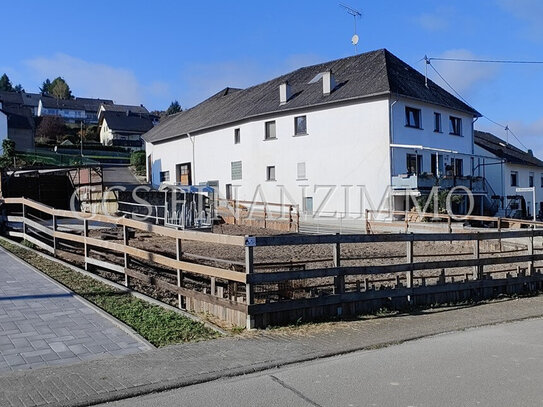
[474,130,543,218]
[98,104,154,151]
[143,49,482,217]
[38,96,113,124]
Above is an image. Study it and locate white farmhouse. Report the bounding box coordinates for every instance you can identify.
[98,104,154,151]
[143,49,482,217]
[474,130,543,219]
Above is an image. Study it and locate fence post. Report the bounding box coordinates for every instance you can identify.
[123,224,130,287]
[83,218,89,271]
[447,215,452,234]
[527,228,534,276]
[176,237,184,308]
[296,205,300,233]
[289,205,293,232]
[498,218,502,251]
[406,233,414,303]
[245,235,255,329]
[333,233,344,295]
[365,209,370,234]
[22,202,27,241]
[52,214,57,256]
[472,232,482,280]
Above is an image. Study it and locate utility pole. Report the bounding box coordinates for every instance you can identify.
[80,121,83,158]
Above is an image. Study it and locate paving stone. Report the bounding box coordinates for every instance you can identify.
[0,248,149,374]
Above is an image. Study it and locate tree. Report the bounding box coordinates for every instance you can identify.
[166,100,182,115]
[0,139,16,168]
[40,78,52,94]
[35,116,66,144]
[13,84,24,92]
[49,77,73,99]
[0,74,13,92]
[130,151,146,175]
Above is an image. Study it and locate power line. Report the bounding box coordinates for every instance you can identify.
[426,61,530,151]
[429,57,543,64]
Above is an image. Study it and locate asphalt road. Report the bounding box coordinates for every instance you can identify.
[101,317,543,407]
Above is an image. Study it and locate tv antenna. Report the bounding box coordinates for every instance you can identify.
[339,3,362,54]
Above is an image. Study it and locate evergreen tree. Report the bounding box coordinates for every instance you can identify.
[0,74,13,92]
[49,77,73,99]
[166,100,182,115]
[40,78,52,94]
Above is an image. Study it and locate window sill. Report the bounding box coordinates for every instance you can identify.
[293,133,308,137]
[296,178,308,181]
[449,133,463,137]
[263,137,278,141]
[405,125,423,130]
[266,179,277,182]
[433,130,443,134]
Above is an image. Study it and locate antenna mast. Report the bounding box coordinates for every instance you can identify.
[339,3,362,54]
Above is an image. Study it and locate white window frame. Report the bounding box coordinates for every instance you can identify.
[266,165,276,181]
[264,121,276,140]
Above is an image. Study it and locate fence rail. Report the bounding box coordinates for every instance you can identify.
[366,209,543,234]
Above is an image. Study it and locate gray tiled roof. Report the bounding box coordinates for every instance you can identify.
[102,111,154,133]
[1,104,34,130]
[20,92,41,108]
[474,130,543,168]
[100,103,149,115]
[143,48,480,144]
[41,96,113,112]
[0,91,24,106]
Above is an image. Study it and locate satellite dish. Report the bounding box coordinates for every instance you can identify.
[351,34,359,45]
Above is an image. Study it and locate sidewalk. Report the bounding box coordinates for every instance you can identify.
[2,294,543,407]
[0,248,150,375]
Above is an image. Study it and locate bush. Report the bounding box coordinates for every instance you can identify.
[131,151,146,175]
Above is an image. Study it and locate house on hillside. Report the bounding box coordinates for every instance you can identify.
[0,91,35,151]
[474,130,543,219]
[20,92,41,116]
[0,104,35,151]
[98,104,154,151]
[38,96,113,124]
[143,48,485,217]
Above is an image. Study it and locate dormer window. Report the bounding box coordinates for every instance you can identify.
[405,107,421,129]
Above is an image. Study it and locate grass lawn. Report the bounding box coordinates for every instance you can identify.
[0,239,220,347]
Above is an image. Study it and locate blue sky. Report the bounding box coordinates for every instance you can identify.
[2,0,543,154]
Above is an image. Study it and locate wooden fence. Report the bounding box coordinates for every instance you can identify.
[1,197,251,327]
[217,199,299,232]
[2,198,543,328]
[366,209,543,234]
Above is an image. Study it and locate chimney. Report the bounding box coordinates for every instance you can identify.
[279,81,292,105]
[528,149,534,156]
[126,109,130,117]
[322,70,336,96]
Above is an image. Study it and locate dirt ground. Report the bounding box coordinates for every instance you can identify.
[41,221,535,329]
